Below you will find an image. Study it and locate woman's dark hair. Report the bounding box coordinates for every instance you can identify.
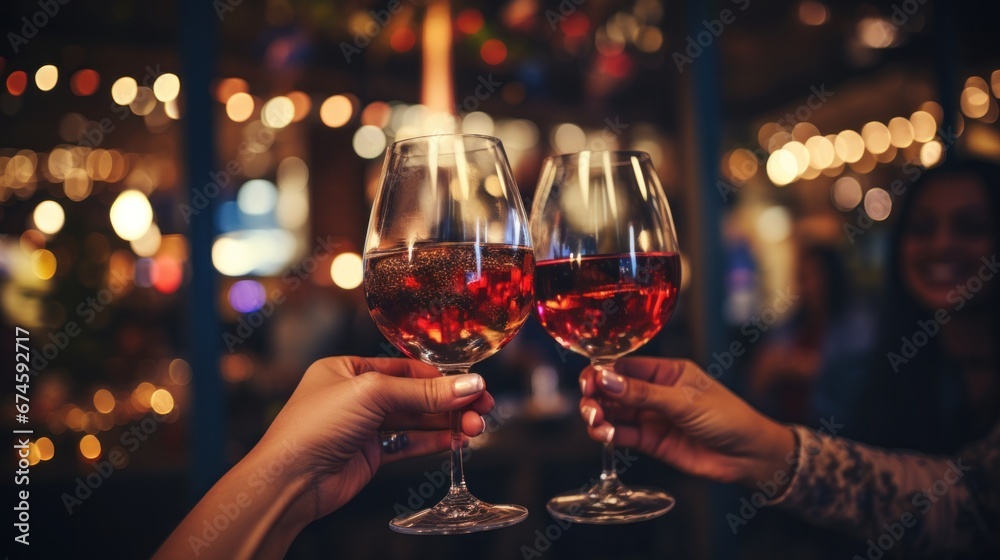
[799,244,850,321]
[849,158,1000,454]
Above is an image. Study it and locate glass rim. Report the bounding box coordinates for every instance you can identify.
[543,150,653,165]
[387,133,503,155]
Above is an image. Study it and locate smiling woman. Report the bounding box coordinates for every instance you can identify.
[848,159,1000,455]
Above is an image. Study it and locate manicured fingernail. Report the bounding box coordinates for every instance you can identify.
[599,370,625,394]
[595,425,615,443]
[453,374,484,397]
[478,415,487,435]
[581,405,597,426]
[579,376,588,394]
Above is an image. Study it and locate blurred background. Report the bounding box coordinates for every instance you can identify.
[2,0,998,558]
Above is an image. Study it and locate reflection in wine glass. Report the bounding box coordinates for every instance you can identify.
[530,150,681,524]
[363,134,534,534]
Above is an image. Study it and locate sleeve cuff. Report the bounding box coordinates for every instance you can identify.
[766,424,816,506]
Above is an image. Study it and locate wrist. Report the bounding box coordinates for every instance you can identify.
[742,421,797,490]
[240,439,317,528]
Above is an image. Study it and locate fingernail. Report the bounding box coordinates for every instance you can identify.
[599,370,625,394]
[581,405,597,426]
[595,424,615,443]
[453,374,484,397]
[478,415,487,435]
[579,376,588,394]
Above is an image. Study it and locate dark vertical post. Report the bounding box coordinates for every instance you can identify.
[680,0,729,558]
[932,0,957,136]
[180,0,224,498]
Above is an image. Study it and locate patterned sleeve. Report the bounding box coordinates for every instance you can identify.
[769,423,1000,555]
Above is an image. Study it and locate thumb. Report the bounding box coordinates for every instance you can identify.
[363,372,486,415]
[595,368,692,419]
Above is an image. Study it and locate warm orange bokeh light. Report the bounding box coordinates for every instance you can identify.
[391,27,417,52]
[215,77,249,104]
[456,9,484,35]
[480,39,508,65]
[71,69,100,96]
[7,70,27,96]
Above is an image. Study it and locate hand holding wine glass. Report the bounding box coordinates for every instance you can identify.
[530,150,682,523]
[363,134,534,534]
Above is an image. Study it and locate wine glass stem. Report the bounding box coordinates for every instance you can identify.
[442,368,469,493]
[592,358,619,482]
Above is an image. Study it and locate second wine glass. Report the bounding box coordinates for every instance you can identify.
[530,150,681,524]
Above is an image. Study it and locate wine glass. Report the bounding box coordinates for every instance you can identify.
[362,134,534,534]
[530,150,681,523]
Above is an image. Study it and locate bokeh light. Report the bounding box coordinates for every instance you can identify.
[30,249,57,280]
[261,96,294,129]
[35,65,58,91]
[226,92,255,122]
[237,179,278,215]
[229,279,267,312]
[33,200,65,234]
[864,188,892,221]
[910,111,937,142]
[805,136,835,169]
[765,149,798,186]
[286,91,311,122]
[391,27,417,52]
[782,141,810,177]
[150,389,175,415]
[109,190,154,241]
[79,434,101,460]
[130,86,156,115]
[551,123,586,153]
[834,130,865,163]
[831,177,863,211]
[133,382,156,409]
[70,69,100,96]
[352,125,387,159]
[320,95,353,127]
[130,222,162,257]
[857,17,896,49]
[480,39,508,65]
[887,116,915,148]
[111,77,138,105]
[169,359,192,385]
[36,437,54,461]
[861,122,891,154]
[152,256,183,294]
[457,9,484,34]
[756,206,792,242]
[153,73,181,102]
[727,148,759,182]
[798,0,829,26]
[7,70,27,96]
[93,389,116,414]
[331,252,363,289]
[920,140,944,167]
[215,77,248,103]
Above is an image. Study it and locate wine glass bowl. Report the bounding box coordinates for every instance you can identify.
[363,134,533,534]
[530,150,681,524]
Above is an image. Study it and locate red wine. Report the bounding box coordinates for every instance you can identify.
[535,252,680,359]
[364,242,535,367]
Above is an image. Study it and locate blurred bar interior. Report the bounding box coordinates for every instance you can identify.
[1,0,998,558]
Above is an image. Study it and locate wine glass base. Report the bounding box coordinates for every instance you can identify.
[389,491,528,535]
[546,478,675,524]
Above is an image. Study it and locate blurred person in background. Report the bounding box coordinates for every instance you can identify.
[848,159,1000,454]
[747,243,872,426]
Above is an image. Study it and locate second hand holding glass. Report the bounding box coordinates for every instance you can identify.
[530,150,682,524]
